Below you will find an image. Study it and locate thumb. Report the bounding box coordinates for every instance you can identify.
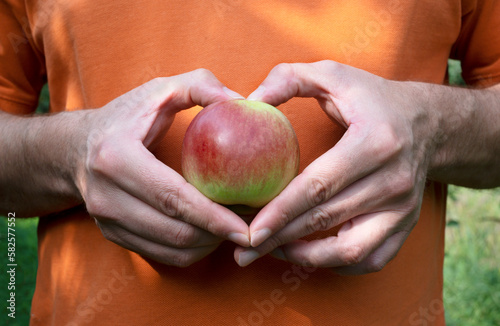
[247,61,342,105]
[247,61,355,127]
[106,69,244,147]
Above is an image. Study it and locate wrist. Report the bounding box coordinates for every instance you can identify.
[425,84,500,187]
[0,110,90,215]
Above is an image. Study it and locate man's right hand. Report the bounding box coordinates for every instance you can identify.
[77,70,251,266]
[1,69,251,267]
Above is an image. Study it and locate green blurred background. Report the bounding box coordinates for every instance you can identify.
[0,60,499,325]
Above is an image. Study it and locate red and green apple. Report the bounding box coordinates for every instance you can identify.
[182,99,299,212]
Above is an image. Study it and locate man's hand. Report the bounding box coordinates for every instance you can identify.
[1,69,250,267]
[234,61,441,274]
[77,69,251,266]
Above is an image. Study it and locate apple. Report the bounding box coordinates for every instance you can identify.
[181,99,299,211]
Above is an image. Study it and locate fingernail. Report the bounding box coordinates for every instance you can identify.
[250,228,271,247]
[247,85,266,101]
[270,247,286,261]
[237,250,260,267]
[223,87,244,99]
[228,232,250,247]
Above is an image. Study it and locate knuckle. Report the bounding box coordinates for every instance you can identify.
[307,177,330,207]
[158,187,183,217]
[306,250,325,268]
[271,63,296,79]
[168,252,196,268]
[84,192,112,220]
[172,225,197,248]
[273,62,292,73]
[318,60,341,73]
[405,196,422,214]
[390,169,416,198]
[371,123,403,164]
[275,209,295,230]
[265,236,288,253]
[192,68,214,80]
[87,140,120,177]
[98,226,121,245]
[307,208,334,233]
[339,244,365,266]
[364,258,387,273]
[303,257,319,269]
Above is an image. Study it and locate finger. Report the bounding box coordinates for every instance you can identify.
[111,68,244,119]
[239,163,412,259]
[247,61,356,124]
[166,68,244,110]
[247,62,395,247]
[332,230,409,275]
[247,61,337,103]
[87,141,251,247]
[104,69,243,146]
[268,212,410,269]
[96,220,221,267]
[248,120,398,247]
[87,183,222,249]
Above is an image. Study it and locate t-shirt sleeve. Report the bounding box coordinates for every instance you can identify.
[451,0,500,87]
[0,0,46,114]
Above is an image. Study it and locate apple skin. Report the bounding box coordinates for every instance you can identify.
[181,99,300,209]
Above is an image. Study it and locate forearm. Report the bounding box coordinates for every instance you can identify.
[425,83,500,188]
[0,110,86,216]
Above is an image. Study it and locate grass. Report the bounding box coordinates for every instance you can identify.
[0,217,38,326]
[0,61,499,325]
[444,186,500,325]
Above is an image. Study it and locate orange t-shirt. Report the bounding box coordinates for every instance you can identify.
[1,1,500,325]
